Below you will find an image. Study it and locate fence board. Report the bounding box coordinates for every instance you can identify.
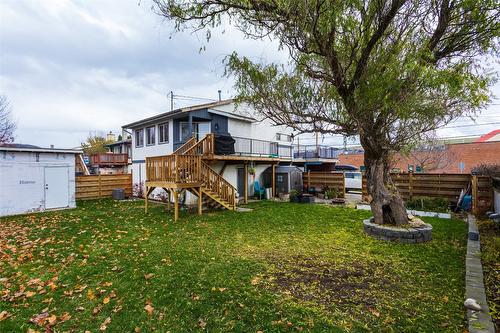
[76,174,132,200]
[302,171,345,197]
[361,172,492,214]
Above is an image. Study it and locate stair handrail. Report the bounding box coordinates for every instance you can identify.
[173,136,197,155]
[200,161,236,209]
[184,133,214,156]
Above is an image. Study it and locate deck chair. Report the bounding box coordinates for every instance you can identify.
[254,180,266,200]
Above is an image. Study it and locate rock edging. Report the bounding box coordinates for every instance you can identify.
[465,214,495,333]
[363,219,432,243]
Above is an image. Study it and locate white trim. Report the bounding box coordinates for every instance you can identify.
[0,147,81,154]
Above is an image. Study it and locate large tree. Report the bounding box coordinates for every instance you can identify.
[154,0,499,225]
[81,134,112,155]
[0,95,16,144]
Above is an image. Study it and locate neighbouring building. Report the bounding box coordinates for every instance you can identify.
[0,144,80,217]
[86,133,132,175]
[338,140,500,174]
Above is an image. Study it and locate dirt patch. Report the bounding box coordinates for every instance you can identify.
[260,255,397,310]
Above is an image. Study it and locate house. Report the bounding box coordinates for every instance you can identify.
[86,133,132,175]
[122,99,338,220]
[0,144,80,217]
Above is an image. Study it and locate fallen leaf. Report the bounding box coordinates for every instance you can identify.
[0,311,11,321]
[25,291,36,298]
[191,294,200,301]
[368,307,380,317]
[251,276,261,285]
[198,318,207,329]
[60,312,71,322]
[103,297,110,304]
[144,304,154,316]
[218,288,226,292]
[86,288,96,300]
[102,282,113,287]
[100,317,111,331]
[134,327,141,333]
[443,296,449,303]
[76,307,85,312]
[92,305,102,315]
[144,273,154,280]
[47,314,57,326]
[29,312,49,326]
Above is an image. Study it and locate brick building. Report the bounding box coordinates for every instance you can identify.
[338,141,500,174]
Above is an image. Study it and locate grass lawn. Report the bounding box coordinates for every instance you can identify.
[0,199,467,332]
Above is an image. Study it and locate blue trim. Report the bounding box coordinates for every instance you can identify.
[132,160,146,164]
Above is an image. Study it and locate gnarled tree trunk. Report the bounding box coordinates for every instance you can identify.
[364,150,408,226]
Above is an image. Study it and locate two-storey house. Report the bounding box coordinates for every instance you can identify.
[122,99,338,220]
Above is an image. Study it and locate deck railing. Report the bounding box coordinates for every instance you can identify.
[90,153,128,165]
[233,136,292,158]
[146,154,201,184]
[293,145,340,159]
[172,137,197,155]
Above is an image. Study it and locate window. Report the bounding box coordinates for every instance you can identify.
[180,122,211,141]
[146,126,155,145]
[135,129,144,147]
[276,133,292,142]
[158,122,169,144]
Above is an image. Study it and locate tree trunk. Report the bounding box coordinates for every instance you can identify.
[364,152,408,226]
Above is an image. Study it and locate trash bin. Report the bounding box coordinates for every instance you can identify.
[265,188,272,199]
[112,188,125,200]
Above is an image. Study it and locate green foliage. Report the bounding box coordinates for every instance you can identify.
[477,219,500,324]
[288,189,301,202]
[0,200,467,332]
[405,196,450,213]
[81,134,113,155]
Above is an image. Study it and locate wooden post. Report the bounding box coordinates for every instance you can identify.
[173,190,179,221]
[244,163,248,204]
[198,187,203,215]
[98,174,102,198]
[342,172,346,198]
[307,171,311,192]
[272,164,276,198]
[145,186,149,213]
[408,172,413,200]
[472,174,478,215]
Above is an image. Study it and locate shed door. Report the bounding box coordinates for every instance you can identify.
[45,167,69,209]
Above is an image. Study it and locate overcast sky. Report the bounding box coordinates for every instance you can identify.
[0,0,499,149]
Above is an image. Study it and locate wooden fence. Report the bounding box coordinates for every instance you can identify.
[361,173,492,214]
[76,174,133,200]
[303,171,345,197]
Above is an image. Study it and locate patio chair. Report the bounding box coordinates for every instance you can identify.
[254,180,266,200]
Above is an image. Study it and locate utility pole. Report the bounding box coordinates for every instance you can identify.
[170,91,174,111]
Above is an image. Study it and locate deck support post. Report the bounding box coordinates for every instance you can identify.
[198,187,203,215]
[244,163,248,204]
[145,186,149,213]
[272,164,276,198]
[173,190,179,221]
[162,188,171,211]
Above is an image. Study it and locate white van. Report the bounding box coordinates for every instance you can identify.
[344,171,362,192]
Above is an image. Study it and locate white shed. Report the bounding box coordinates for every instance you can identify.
[0,145,81,217]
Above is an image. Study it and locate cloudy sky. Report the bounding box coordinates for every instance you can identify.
[0,0,499,149]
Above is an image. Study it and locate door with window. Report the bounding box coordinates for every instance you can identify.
[44,167,69,209]
[180,122,212,141]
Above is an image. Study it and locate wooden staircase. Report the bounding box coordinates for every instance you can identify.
[145,134,237,220]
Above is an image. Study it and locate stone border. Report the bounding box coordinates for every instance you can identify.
[363,219,432,243]
[356,204,451,219]
[465,214,495,333]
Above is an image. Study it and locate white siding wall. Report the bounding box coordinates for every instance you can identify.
[131,121,174,186]
[0,151,76,216]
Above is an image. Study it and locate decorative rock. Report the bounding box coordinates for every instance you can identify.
[489,213,500,223]
[464,298,482,311]
[363,219,432,243]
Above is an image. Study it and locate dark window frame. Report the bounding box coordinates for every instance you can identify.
[135,129,144,148]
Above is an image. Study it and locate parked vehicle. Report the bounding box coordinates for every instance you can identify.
[344,171,362,191]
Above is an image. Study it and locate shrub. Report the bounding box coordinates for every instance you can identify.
[289,189,301,202]
[405,196,449,213]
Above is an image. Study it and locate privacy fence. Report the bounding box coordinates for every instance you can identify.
[302,171,345,197]
[361,173,492,214]
[76,174,133,200]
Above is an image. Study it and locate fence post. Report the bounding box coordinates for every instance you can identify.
[472,174,478,215]
[98,174,102,198]
[408,172,413,200]
[307,171,311,192]
[342,172,346,198]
